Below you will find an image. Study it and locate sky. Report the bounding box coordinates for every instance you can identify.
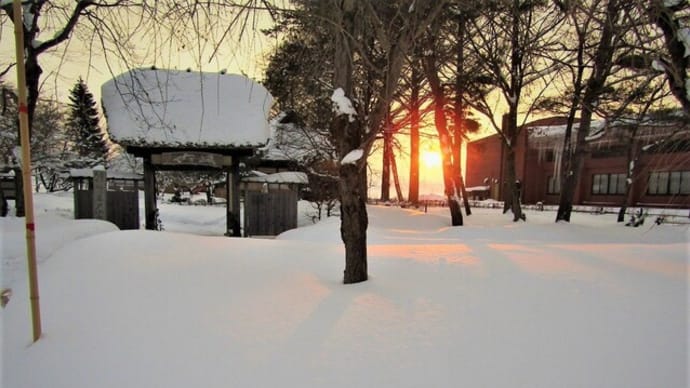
[0,4,450,197]
[1,191,688,387]
[0,4,278,102]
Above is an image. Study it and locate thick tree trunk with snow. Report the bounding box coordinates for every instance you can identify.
[334,110,369,283]
[340,161,368,284]
[327,0,445,282]
[331,0,368,284]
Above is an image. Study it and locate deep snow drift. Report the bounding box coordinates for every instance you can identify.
[1,192,688,388]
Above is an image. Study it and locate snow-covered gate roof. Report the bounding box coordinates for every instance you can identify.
[101,68,273,151]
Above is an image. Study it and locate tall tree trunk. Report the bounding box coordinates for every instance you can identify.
[380,126,392,201]
[555,25,585,222]
[454,13,471,216]
[502,109,524,221]
[422,49,463,226]
[506,2,525,222]
[340,160,368,283]
[557,0,620,222]
[618,129,640,222]
[617,179,635,223]
[558,107,594,222]
[391,148,404,202]
[503,144,524,222]
[408,64,421,205]
[457,170,471,215]
[332,0,367,284]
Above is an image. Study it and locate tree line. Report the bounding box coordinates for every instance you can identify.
[2,0,687,283]
[261,0,687,282]
[0,78,110,197]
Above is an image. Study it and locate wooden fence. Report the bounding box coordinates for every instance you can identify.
[244,191,298,237]
[74,185,140,230]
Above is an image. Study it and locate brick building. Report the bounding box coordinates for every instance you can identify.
[466,116,690,208]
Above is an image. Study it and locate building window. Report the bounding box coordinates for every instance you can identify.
[609,173,627,194]
[592,173,626,195]
[648,171,690,195]
[547,175,560,194]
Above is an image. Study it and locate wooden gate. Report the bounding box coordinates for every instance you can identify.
[106,190,140,229]
[244,191,298,237]
[74,181,140,230]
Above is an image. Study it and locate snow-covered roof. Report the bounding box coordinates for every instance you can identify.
[69,168,143,180]
[101,69,273,149]
[242,171,308,184]
[529,120,606,139]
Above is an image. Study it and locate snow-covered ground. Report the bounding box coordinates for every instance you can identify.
[1,192,688,388]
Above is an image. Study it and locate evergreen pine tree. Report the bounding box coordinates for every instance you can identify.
[67,78,109,166]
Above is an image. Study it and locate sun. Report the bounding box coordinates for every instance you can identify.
[421,150,442,168]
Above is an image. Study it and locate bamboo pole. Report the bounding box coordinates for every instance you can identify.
[13,0,42,342]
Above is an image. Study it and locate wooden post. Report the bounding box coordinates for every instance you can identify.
[92,167,107,220]
[13,0,41,342]
[143,156,157,230]
[226,157,241,236]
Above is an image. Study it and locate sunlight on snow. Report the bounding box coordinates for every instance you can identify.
[369,244,480,266]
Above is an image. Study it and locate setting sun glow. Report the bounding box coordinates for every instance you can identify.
[421,150,442,168]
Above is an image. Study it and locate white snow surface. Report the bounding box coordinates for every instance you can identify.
[2,192,689,388]
[341,149,364,164]
[101,69,273,148]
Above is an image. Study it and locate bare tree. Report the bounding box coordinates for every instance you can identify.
[537,0,678,222]
[1,0,148,215]
[407,59,424,205]
[421,5,485,225]
[422,30,466,225]
[553,0,634,222]
[467,0,565,222]
[324,0,446,283]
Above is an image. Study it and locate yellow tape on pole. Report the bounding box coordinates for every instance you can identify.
[13,0,42,342]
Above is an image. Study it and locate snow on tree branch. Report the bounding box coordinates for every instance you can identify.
[330,88,357,123]
[341,148,363,165]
